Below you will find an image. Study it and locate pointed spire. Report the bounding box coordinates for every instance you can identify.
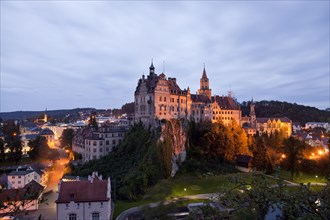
[149,59,155,75]
[150,59,155,70]
[202,63,207,79]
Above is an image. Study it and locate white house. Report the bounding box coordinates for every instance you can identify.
[0,180,44,214]
[56,172,111,220]
[7,169,35,189]
[305,122,329,131]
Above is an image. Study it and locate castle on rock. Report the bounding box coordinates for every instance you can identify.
[134,62,241,126]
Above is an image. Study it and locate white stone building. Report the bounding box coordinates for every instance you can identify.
[56,172,111,220]
[7,169,35,189]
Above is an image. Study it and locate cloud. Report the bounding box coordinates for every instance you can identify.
[1,1,329,112]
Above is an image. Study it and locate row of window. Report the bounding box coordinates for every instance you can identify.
[68,212,100,220]
[87,139,121,146]
[213,111,233,115]
[65,202,103,209]
[159,96,185,103]
[213,116,233,120]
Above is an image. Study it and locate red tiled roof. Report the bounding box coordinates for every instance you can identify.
[191,94,211,103]
[0,180,43,202]
[56,179,109,203]
[213,96,240,110]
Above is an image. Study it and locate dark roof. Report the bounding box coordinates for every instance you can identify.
[191,94,211,103]
[30,163,45,176]
[213,96,240,110]
[39,128,54,136]
[256,117,291,123]
[25,134,39,140]
[8,170,34,176]
[236,155,253,163]
[56,179,109,203]
[0,180,43,202]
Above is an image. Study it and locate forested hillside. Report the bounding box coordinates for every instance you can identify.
[241,100,329,124]
[70,123,172,201]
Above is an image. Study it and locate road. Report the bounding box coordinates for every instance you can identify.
[17,157,69,220]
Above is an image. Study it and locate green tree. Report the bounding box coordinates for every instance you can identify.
[0,138,5,162]
[60,128,74,149]
[4,122,22,164]
[218,174,330,220]
[252,137,273,174]
[283,137,306,180]
[28,136,49,160]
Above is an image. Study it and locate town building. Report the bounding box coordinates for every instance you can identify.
[7,164,48,189]
[72,120,128,162]
[134,62,241,126]
[305,122,329,131]
[0,180,44,214]
[7,169,35,189]
[242,99,292,137]
[56,172,111,220]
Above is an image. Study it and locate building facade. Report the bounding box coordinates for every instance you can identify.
[72,121,128,162]
[242,99,292,137]
[134,63,241,126]
[56,172,111,220]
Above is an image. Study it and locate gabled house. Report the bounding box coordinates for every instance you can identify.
[56,171,111,220]
[0,180,44,214]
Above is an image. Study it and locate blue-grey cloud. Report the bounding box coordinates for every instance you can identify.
[1,1,329,112]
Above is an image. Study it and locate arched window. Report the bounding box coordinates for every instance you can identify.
[68,213,77,220]
[92,212,100,220]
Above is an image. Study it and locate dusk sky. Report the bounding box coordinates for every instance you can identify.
[1,1,329,112]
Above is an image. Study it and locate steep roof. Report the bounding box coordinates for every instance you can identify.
[256,117,291,123]
[8,170,34,176]
[56,179,109,203]
[236,155,253,163]
[0,180,43,202]
[191,94,211,103]
[213,96,240,110]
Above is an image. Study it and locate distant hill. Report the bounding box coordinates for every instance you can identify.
[2,100,328,125]
[0,108,95,121]
[240,100,330,125]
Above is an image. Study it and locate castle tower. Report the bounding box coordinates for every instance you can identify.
[44,108,48,123]
[250,98,256,128]
[198,66,212,99]
[149,60,155,77]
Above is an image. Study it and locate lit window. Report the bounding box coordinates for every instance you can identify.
[68,213,77,220]
[92,212,100,220]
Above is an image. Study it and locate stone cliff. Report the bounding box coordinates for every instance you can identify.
[158,119,188,177]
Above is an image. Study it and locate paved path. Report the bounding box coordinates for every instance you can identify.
[116,193,219,220]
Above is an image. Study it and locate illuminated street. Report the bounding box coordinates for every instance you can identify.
[17,155,69,220]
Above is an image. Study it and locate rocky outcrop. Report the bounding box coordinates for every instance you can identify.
[158,119,188,177]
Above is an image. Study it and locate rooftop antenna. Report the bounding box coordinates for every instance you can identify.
[163,60,165,73]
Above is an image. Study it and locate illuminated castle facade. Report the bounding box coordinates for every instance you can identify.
[134,62,241,126]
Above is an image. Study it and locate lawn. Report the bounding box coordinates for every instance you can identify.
[113,172,275,218]
[273,169,327,184]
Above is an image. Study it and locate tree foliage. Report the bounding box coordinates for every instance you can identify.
[59,128,74,149]
[27,135,50,160]
[3,121,22,164]
[241,100,330,124]
[70,123,165,201]
[282,137,306,180]
[217,174,330,220]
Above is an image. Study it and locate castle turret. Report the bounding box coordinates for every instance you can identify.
[250,98,256,128]
[198,65,212,99]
